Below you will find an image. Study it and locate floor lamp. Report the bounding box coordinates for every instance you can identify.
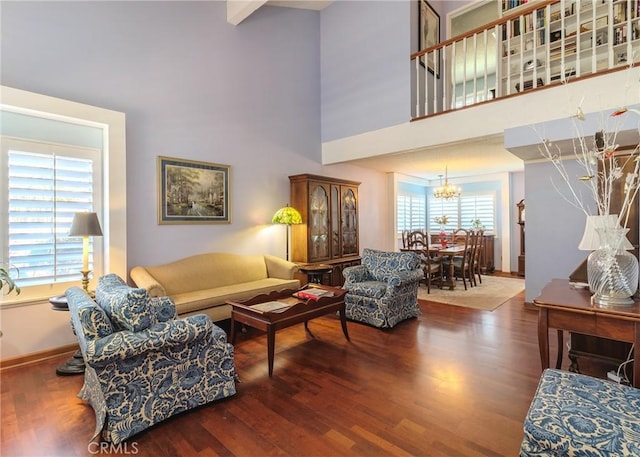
[272,204,302,261]
[69,212,103,295]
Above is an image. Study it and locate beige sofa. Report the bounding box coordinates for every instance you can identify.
[130,253,300,322]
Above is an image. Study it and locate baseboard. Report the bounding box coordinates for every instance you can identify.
[0,343,78,370]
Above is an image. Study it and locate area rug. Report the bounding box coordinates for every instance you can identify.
[417,275,525,311]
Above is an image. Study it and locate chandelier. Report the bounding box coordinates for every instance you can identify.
[434,167,461,200]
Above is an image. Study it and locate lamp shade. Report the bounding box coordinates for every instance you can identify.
[578,214,633,250]
[272,205,302,225]
[69,212,104,237]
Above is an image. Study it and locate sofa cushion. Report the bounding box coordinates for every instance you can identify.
[170,278,300,315]
[144,253,273,296]
[521,369,640,456]
[95,274,153,332]
[149,296,178,323]
[346,281,387,299]
[66,287,113,340]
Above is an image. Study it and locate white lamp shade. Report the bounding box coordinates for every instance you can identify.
[578,214,634,250]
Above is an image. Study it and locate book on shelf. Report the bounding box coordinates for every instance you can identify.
[294,287,334,300]
[251,301,291,313]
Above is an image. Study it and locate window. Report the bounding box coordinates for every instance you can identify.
[0,86,127,307]
[397,192,427,233]
[428,191,495,233]
[460,194,495,232]
[428,196,459,232]
[2,138,103,293]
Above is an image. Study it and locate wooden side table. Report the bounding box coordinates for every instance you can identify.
[50,295,85,376]
[534,279,640,387]
[298,264,333,285]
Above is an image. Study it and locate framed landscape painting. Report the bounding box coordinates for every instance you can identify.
[419,0,440,78]
[158,156,231,224]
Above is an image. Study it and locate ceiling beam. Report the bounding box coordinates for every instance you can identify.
[227,0,268,26]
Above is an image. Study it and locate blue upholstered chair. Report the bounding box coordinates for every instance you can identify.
[66,274,236,444]
[342,248,423,328]
[521,369,640,456]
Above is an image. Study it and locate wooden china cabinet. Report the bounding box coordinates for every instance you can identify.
[289,174,361,286]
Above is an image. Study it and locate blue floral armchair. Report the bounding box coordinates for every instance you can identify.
[66,274,236,444]
[342,248,423,328]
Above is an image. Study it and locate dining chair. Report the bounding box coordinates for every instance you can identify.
[406,230,428,249]
[420,247,443,293]
[443,228,473,290]
[471,229,484,286]
[400,230,440,292]
[451,228,470,246]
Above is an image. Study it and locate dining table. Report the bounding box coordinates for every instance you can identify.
[401,244,468,290]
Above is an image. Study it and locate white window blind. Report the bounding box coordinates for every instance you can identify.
[428,197,459,232]
[460,194,495,231]
[428,192,495,233]
[2,138,102,289]
[397,192,427,233]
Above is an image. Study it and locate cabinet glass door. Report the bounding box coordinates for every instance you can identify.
[309,183,330,261]
[331,185,340,259]
[341,187,358,256]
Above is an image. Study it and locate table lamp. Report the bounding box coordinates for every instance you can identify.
[69,212,103,294]
[578,214,633,251]
[272,204,302,261]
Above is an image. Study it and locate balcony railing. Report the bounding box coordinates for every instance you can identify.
[411,0,640,120]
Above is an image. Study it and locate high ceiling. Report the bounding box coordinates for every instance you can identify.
[230,0,522,183]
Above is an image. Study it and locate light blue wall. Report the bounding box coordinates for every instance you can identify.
[398,181,426,195]
[525,160,590,302]
[1,1,388,271]
[320,1,410,142]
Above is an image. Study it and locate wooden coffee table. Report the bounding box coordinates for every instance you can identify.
[227,285,349,377]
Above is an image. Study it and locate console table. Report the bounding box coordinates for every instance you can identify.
[534,278,640,387]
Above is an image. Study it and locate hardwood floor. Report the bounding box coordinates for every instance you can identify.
[2,285,567,457]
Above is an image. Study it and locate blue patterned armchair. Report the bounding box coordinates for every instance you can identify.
[342,248,423,328]
[66,274,236,444]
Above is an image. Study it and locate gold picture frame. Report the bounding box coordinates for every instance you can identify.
[157,156,231,224]
[419,0,440,78]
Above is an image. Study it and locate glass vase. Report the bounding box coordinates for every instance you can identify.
[587,227,639,307]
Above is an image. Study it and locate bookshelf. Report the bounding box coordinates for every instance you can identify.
[499,0,640,96]
[501,0,542,16]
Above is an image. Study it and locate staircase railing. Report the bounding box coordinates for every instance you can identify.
[411,0,640,120]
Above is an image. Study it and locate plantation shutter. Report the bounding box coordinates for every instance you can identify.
[5,143,101,287]
[397,192,426,233]
[428,192,495,233]
[460,194,495,231]
[428,196,459,232]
